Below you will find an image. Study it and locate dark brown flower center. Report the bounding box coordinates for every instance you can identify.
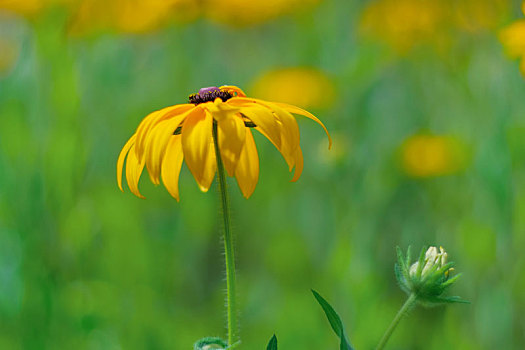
[188,86,234,105]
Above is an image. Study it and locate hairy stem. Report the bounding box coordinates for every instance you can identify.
[212,121,238,347]
[375,293,417,350]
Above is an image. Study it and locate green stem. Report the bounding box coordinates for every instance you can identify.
[375,293,417,350]
[212,121,238,347]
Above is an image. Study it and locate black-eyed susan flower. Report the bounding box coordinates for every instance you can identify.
[117,85,331,200]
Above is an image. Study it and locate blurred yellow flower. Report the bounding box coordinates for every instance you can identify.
[0,37,20,75]
[251,68,335,110]
[117,85,331,200]
[500,4,525,76]
[401,134,464,178]
[0,0,44,16]
[453,0,509,33]
[360,0,444,53]
[0,0,75,17]
[204,0,320,26]
[69,0,198,35]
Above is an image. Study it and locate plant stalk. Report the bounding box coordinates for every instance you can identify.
[212,121,238,347]
[375,293,417,350]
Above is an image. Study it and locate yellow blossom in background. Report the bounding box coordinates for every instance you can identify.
[117,86,331,200]
[500,4,525,76]
[0,0,76,17]
[204,0,321,27]
[251,68,335,110]
[69,0,198,35]
[0,37,20,75]
[0,0,44,16]
[360,0,444,53]
[453,0,509,33]
[401,134,465,178]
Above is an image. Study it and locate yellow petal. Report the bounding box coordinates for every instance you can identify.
[218,114,246,176]
[144,108,193,185]
[220,85,247,97]
[204,98,241,122]
[239,105,281,149]
[273,102,332,149]
[198,138,217,192]
[265,102,300,170]
[136,104,194,157]
[230,98,296,168]
[161,135,184,201]
[235,128,259,198]
[235,98,300,169]
[125,144,145,198]
[117,134,136,191]
[291,146,303,182]
[181,108,215,190]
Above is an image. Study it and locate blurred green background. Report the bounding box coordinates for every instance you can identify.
[1,0,525,349]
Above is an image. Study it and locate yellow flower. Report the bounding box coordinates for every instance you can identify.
[117,85,331,200]
[204,0,321,26]
[69,0,198,35]
[360,0,444,53]
[453,0,509,33]
[251,68,335,109]
[0,0,76,17]
[500,4,525,76]
[401,134,464,178]
[0,37,20,75]
[0,0,44,16]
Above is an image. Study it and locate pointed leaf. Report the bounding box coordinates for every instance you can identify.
[266,334,277,350]
[312,290,354,350]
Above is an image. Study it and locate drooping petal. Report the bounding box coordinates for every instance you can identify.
[144,108,193,185]
[264,103,300,170]
[125,144,145,198]
[229,97,300,170]
[181,108,216,190]
[135,104,194,157]
[161,135,184,201]
[117,134,136,191]
[291,146,303,182]
[239,105,281,149]
[199,138,217,192]
[273,102,332,149]
[235,128,259,198]
[217,114,246,176]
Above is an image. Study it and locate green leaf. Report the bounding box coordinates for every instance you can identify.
[266,334,277,350]
[312,290,354,350]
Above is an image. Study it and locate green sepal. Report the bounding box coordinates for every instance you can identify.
[194,337,228,350]
[415,246,427,278]
[312,290,354,350]
[266,334,277,350]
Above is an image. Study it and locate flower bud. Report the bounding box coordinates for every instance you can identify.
[394,246,467,306]
[409,246,449,278]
